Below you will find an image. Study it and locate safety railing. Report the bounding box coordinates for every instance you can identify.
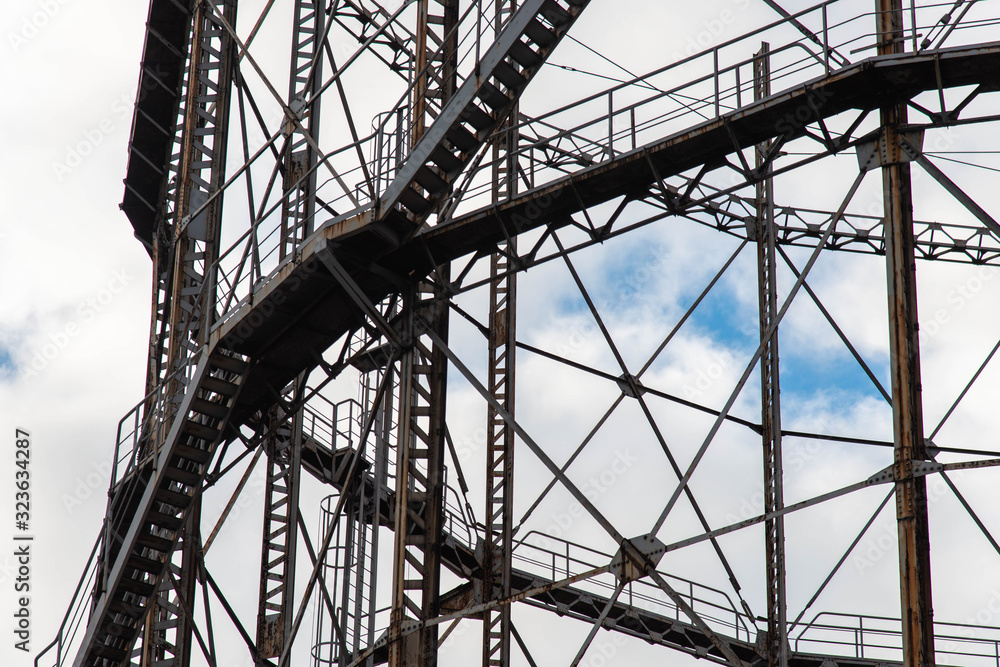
[513,531,757,645]
[793,611,1000,666]
[437,0,1000,220]
[204,0,1000,340]
[34,533,102,667]
[208,0,588,337]
[110,352,202,494]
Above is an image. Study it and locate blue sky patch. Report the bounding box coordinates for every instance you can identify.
[0,346,15,379]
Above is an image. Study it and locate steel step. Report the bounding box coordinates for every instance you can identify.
[376,0,592,224]
[79,350,251,665]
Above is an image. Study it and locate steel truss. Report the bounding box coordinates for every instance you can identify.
[39,2,1000,667]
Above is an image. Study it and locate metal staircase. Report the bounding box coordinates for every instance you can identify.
[44,2,1000,667]
[78,350,250,666]
[377,0,590,222]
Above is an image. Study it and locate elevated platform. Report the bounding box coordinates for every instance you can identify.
[303,435,895,667]
[213,41,1000,431]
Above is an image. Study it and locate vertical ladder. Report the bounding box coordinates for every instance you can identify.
[334,397,380,666]
[354,325,398,665]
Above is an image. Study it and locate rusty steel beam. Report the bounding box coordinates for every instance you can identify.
[388,6,458,665]
[279,0,325,261]
[253,1,324,656]
[255,402,303,663]
[388,282,451,667]
[483,3,519,665]
[134,2,240,664]
[876,3,935,667]
[755,42,788,667]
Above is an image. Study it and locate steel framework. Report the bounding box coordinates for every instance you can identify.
[38,1,1000,666]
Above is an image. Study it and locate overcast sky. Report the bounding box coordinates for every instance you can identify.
[4,1,1000,666]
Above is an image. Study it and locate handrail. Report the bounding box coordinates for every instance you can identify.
[512,530,756,643]
[794,611,1000,665]
[203,0,1000,342]
[34,533,103,667]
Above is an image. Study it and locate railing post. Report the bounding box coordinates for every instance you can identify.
[713,49,721,116]
[630,106,636,150]
[823,5,830,75]
[608,90,615,157]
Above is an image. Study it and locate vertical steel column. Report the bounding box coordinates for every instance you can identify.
[754,43,788,667]
[256,402,303,663]
[165,0,237,364]
[254,2,323,658]
[144,12,191,401]
[388,5,458,664]
[876,4,935,667]
[280,0,324,260]
[156,0,238,441]
[177,500,201,667]
[140,3,238,665]
[483,2,518,665]
[145,238,174,399]
[412,0,459,145]
[389,282,451,667]
[334,328,398,666]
